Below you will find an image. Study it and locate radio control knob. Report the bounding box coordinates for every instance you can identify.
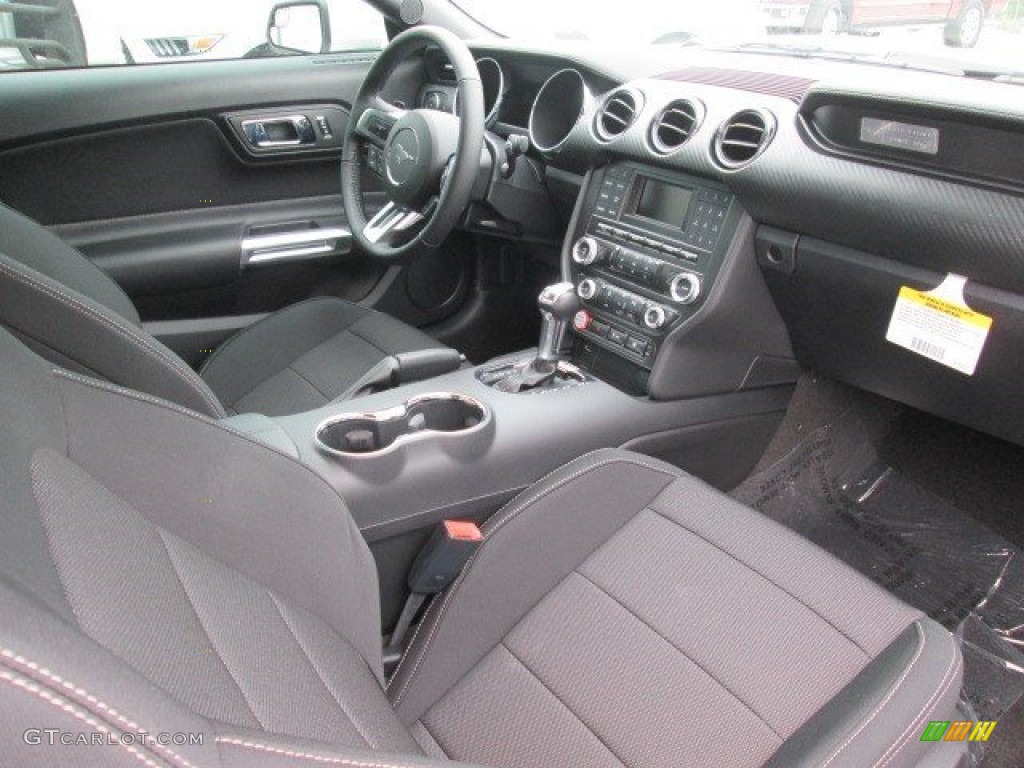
[577,278,598,301]
[572,236,601,266]
[669,272,701,305]
[643,305,668,330]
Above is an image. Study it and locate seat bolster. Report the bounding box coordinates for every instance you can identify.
[763,619,965,768]
[0,586,457,768]
[0,583,219,768]
[387,448,682,724]
[0,202,140,324]
[0,254,225,418]
[215,726,488,768]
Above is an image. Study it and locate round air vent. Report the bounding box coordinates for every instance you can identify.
[713,109,776,169]
[595,89,641,141]
[649,99,702,154]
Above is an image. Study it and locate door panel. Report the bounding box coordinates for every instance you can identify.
[0,117,348,225]
[52,194,387,304]
[0,54,471,366]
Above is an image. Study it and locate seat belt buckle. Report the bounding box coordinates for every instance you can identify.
[385,520,483,672]
[407,520,483,595]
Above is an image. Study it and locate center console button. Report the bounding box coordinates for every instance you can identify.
[607,327,627,346]
[573,309,593,332]
[625,336,650,357]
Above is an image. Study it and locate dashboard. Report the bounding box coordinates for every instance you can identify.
[416,41,1024,446]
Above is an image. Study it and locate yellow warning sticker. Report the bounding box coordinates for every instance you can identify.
[885,274,992,376]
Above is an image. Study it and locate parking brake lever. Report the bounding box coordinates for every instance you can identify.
[393,348,464,385]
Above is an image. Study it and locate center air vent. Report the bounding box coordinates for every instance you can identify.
[713,109,776,169]
[595,89,641,141]
[649,99,702,154]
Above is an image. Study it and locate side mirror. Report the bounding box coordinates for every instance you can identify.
[267,0,331,55]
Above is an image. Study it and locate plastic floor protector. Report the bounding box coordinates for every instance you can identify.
[732,412,1024,763]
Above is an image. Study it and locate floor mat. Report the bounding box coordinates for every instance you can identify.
[733,410,1024,765]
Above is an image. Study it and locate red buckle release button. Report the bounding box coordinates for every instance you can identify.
[573,309,593,331]
[444,520,483,542]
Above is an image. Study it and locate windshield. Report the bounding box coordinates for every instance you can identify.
[453,0,1024,77]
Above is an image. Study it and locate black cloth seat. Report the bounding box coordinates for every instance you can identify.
[0,325,965,768]
[0,201,456,417]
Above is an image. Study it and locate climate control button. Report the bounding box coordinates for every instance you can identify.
[669,272,702,305]
[643,305,668,330]
[577,278,598,301]
[572,236,601,265]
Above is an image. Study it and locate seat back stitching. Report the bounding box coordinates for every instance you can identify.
[215,736,425,767]
[0,651,197,768]
[387,454,676,707]
[0,260,224,417]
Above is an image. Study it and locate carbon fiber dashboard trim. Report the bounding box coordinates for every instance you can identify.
[656,67,815,103]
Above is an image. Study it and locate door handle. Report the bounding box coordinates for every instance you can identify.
[241,226,351,267]
[241,115,317,148]
[225,105,346,157]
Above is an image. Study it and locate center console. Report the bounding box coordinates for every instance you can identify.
[232,160,801,629]
[565,162,743,394]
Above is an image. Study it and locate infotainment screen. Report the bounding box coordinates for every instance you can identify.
[634,178,692,227]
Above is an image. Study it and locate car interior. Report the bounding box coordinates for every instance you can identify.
[1,0,1023,766]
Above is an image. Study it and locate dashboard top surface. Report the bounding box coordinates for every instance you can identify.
[410,38,1024,295]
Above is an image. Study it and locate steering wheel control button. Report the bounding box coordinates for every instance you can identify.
[366,145,385,175]
[572,236,600,265]
[670,272,702,305]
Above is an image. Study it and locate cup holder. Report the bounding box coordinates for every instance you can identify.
[315,392,490,459]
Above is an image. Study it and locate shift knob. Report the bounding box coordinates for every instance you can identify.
[536,282,579,363]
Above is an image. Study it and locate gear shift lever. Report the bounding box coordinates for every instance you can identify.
[536,282,580,364]
[492,282,580,393]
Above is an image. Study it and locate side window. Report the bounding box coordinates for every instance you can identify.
[0,0,386,72]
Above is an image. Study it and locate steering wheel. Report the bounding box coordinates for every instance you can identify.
[341,26,484,261]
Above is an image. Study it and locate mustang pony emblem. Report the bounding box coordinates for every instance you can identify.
[392,144,415,164]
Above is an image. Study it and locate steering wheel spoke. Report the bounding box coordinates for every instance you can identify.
[353,104,406,147]
[364,202,425,244]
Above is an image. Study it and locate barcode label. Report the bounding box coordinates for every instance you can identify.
[909,337,945,361]
[885,276,991,376]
